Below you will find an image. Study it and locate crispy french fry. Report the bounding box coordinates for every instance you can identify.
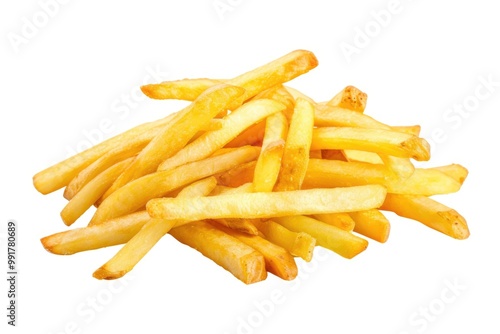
[253,220,316,262]
[140,78,222,100]
[380,194,469,240]
[147,185,387,221]
[385,168,462,196]
[349,210,391,243]
[170,221,267,284]
[41,211,150,255]
[325,85,367,112]
[311,127,431,161]
[253,111,288,192]
[314,104,389,128]
[429,164,468,185]
[89,146,260,225]
[216,223,298,280]
[61,157,134,226]
[312,213,355,232]
[273,216,368,259]
[93,177,219,280]
[104,84,245,197]
[158,99,285,172]
[274,98,314,191]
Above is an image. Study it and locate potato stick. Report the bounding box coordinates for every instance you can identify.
[211,218,260,235]
[215,223,298,280]
[147,185,387,221]
[224,120,266,148]
[61,157,134,226]
[140,78,222,100]
[311,127,431,161]
[303,159,389,189]
[142,50,317,109]
[105,84,245,197]
[158,99,285,172]
[253,111,288,192]
[380,194,469,240]
[274,98,314,191]
[89,146,260,225]
[391,125,421,136]
[33,111,179,194]
[93,177,218,280]
[378,154,415,179]
[215,160,256,188]
[312,213,355,232]
[253,220,315,262]
[325,85,368,112]
[304,159,462,196]
[273,216,368,259]
[314,104,389,129]
[428,164,468,185]
[385,168,462,196]
[41,211,150,255]
[170,221,267,284]
[349,210,391,243]
[64,140,147,200]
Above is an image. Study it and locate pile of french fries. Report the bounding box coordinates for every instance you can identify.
[34,50,469,284]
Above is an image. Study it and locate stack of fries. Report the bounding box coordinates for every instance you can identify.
[34,50,469,284]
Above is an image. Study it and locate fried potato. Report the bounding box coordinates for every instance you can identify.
[349,209,391,243]
[147,185,387,221]
[325,85,367,112]
[312,213,355,232]
[141,78,222,101]
[274,98,315,191]
[380,194,469,240]
[170,221,267,284]
[273,216,368,259]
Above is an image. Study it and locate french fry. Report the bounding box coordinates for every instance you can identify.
[104,84,245,197]
[140,78,222,101]
[325,85,367,112]
[170,221,267,284]
[314,104,389,129]
[147,185,387,221]
[380,193,469,240]
[224,120,266,148]
[216,223,298,280]
[385,168,462,196]
[253,111,288,192]
[312,213,355,232]
[349,210,391,243]
[93,177,218,280]
[158,99,285,172]
[391,125,421,136]
[41,211,150,255]
[273,216,368,259]
[429,164,468,185]
[311,127,431,161]
[61,157,134,226]
[89,146,260,225]
[274,98,315,191]
[378,154,415,179]
[253,220,316,262]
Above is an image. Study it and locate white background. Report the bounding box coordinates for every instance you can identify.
[1,1,499,333]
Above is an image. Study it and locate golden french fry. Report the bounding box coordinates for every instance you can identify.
[61,157,134,226]
[273,216,368,259]
[216,223,298,280]
[311,127,431,161]
[147,185,387,221]
[140,78,222,100]
[253,111,288,192]
[380,194,469,240]
[274,98,315,191]
[253,220,316,262]
[93,176,219,280]
[428,164,468,185]
[312,213,355,232]
[385,168,462,196]
[314,104,389,128]
[349,210,391,243]
[158,99,285,172]
[325,85,367,112]
[104,84,245,197]
[170,221,267,284]
[41,211,150,255]
[89,146,260,225]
